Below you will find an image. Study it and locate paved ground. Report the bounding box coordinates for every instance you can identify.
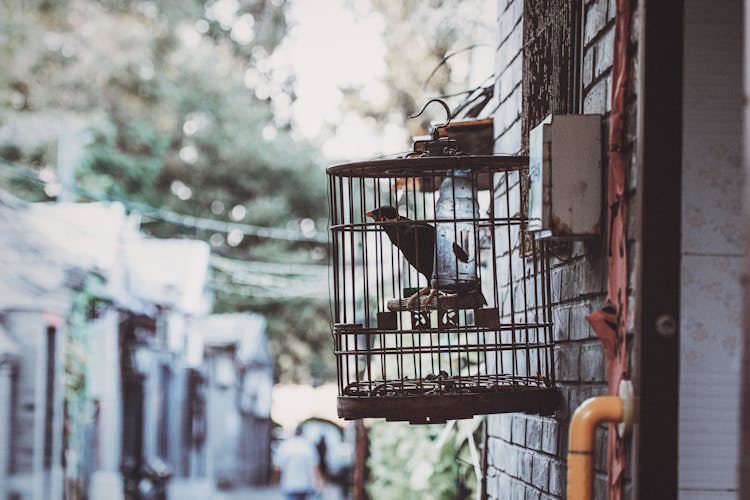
[168,479,279,500]
[168,479,345,500]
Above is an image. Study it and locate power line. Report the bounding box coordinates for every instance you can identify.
[1,160,332,298]
[210,254,327,277]
[0,159,328,243]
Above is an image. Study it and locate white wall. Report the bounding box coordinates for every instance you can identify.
[87,310,124,500]
[680,0,744,497]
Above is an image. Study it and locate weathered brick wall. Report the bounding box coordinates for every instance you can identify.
[486,0,638,498]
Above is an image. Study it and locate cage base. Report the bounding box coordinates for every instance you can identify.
[337,387,559,424]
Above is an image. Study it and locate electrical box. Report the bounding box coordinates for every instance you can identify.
[528,114,602,239]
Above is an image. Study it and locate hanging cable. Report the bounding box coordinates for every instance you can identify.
[0,159,327,243]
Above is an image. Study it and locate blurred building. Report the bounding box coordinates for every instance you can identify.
[0,191,215,500]
[189,313,274,488]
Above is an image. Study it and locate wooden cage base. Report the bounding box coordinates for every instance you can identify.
[337,387,559,424]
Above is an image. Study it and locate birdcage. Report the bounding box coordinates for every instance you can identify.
[327,133,559,424]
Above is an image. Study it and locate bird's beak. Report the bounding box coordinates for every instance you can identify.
[365,210,374,219]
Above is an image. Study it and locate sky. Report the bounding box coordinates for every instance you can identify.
[274,0,407,161]
[202,0,496,162]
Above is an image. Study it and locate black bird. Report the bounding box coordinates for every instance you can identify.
[366,205,436,308]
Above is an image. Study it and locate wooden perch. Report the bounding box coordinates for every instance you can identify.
[386,289,486,312]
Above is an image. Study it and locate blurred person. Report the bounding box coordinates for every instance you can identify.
[274,425,322,500]
[315,435,328,480]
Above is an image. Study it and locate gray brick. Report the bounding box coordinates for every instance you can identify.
[492,472,509,498]
[497,48,523,94]
[498,474,511,490]
[583,76,608,114]
[499,413,513,441]
[541,419,559,455]
[487,467,500,498]
[605,74,612,112]
[583,47,594,87]
[498,29,522,69]
[512,0,523,25]
[491,438,509,473]
[607,0,616,20]
[496,0,509,17]
[584,0,607,44]
[575,256,605,296]
[569,303,593,340]
[512,414,527,446]
[549,460,565,497]
[595,426,609,473]
[526,417,542,450]
[549,267,562,303]
[555,385,571,421]
[552,306,569,342]
[487,414,501,438]
[594,28,615,77]
[594,473,608,500]
[579,342,606,382]
[519,450,534,483]
[498,28,524,78]
[499,472,512,494]
[496,85,522,134]
[505,444,518,476]
[494,119,522,155]
[497,9,521,42]
[532,454,550,491]
[488,437,501,472]
[557,422,569,456]
[553,344,580,382]
[558,265,577,302]
[525,487,541,500]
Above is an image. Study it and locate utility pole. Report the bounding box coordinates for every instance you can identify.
[56,125,89,203]
[352,419,367,500]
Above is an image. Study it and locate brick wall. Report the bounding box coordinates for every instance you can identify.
[486,0,638,498]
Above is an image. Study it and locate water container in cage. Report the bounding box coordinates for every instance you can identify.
[432,171,480,293]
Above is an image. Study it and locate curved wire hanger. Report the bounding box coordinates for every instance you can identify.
[408,98,453,129]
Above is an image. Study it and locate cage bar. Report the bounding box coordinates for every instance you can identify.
[327,155,559,424]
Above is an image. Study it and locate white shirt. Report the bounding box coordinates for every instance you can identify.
[275,435,316,493]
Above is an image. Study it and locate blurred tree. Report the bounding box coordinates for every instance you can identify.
[0,0,330,383]
[367,419,480,500]
[342,0,497,135]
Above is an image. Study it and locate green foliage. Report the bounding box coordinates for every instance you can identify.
[81,122,167,203]
[1,0,332,383]
[0,0,494,388]
[0,145,55,202]
[63,275,106,477]
[366,419,480,500]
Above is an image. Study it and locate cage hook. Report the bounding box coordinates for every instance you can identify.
[409,98,452,132]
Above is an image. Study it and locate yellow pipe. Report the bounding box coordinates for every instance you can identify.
[566,396,623,500]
